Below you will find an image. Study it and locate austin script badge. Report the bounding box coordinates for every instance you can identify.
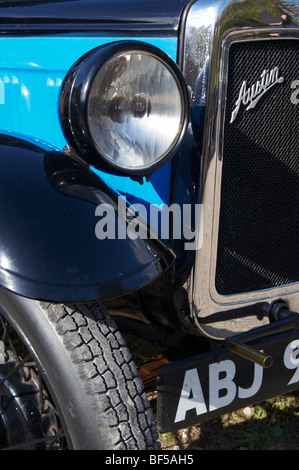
[230,66,284,123]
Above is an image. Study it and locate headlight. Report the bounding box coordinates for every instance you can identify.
[60,41,189,179]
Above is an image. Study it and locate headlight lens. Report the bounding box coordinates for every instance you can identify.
[60,42,189,177]
[88,51,184,171]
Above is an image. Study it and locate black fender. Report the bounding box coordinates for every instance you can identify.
[0,134,175,302]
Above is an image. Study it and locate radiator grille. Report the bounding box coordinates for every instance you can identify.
[215,40,299,296]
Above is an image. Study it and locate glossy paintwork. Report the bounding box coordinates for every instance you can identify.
[0,0,190,32]
[0,5,185,305]
[0,34,178,207]
[0,134,175,302]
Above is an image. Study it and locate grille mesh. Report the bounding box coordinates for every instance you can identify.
[215,40,299,296]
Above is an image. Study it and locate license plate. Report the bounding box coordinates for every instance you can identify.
[157,330,299,432]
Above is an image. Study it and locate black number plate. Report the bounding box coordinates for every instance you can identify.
[157,331,299,432]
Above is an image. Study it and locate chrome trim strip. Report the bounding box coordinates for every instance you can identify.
[180,0,299,339]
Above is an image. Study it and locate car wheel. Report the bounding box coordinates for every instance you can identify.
[0,290,159,450]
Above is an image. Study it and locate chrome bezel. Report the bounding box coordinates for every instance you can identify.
[180,0,299,339]
[60,41,189,178]
[210,29,299,305]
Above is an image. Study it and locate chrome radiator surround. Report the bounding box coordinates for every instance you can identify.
[180,0,299,339]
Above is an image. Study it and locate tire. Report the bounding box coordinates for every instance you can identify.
[0,290,160,450]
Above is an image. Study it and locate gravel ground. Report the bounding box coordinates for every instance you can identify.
[153,393,299,450]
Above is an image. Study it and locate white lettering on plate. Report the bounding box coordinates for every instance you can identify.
[284,339,299,385]
[175,357,263,423]
[175,340,299,424]
[174,368,207,423]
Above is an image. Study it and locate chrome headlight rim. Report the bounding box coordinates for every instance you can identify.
[60,41,189,177]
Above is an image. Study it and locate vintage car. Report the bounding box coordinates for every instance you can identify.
[0,0,298,450]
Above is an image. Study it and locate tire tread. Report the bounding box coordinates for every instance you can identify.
[39,301,159,450]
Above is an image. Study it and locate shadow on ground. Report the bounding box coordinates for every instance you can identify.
[154,392,299,450]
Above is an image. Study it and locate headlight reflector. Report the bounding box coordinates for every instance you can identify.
[60,42,189,177]
[88,51,184,170]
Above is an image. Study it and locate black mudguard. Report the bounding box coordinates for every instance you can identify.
[0,134,175,302]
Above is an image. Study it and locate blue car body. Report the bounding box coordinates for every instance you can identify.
[0,34,176,205]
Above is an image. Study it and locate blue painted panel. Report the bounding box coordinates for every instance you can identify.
[0,35,177,206]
